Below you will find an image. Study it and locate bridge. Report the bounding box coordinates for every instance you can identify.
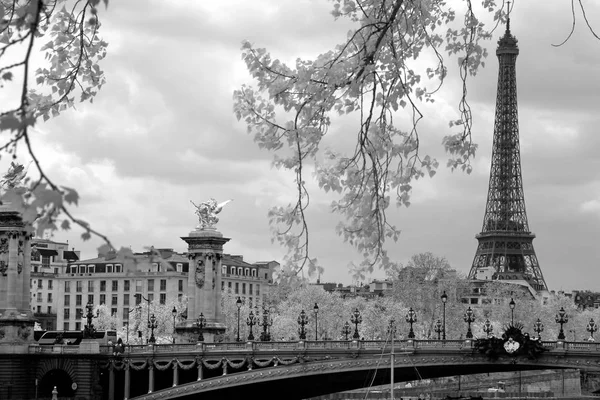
[104,339,600,400]
[3,339,600,399]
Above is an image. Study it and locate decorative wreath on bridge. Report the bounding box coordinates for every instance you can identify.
[474,323,546,360]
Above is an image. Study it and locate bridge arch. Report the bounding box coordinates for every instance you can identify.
[37,358,78,398]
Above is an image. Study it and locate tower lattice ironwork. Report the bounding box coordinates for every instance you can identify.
[468,17,548,292]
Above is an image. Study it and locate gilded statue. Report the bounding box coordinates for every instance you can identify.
[190,198,233,230]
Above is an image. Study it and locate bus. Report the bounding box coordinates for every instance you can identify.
[38,330,117,346]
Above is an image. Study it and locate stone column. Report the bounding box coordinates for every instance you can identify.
[172,363,178,387]
[108,363,115,400]
[20,235,31,312]
[123,363,130,400]
[6,232,18,310]
[197,362,203,381]
[148,364,154,394]
[177,228,229,343]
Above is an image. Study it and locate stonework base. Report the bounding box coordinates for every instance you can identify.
[0,311,36,343]
[174,321,226,344]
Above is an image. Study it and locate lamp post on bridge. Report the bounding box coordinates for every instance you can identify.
[351,308,362,340]
[463,307,475,339]
[171,307,177,344]
[587,318,597,341]
[341,321,351,341]
[246,310,257,341]
[434,319,443,340]
[84,302,99,339]
[509,297,516,325]
[196,313,206,342]
[236,297,242,342]
[483,319,493,337]
[259,307,272,342]
[313,303,319,341]
[533,318,544,339]
[441,291,448,340]
[148,314,157,344]
[297,309,308,340]
[555,307,568,340]
[405,308,417,339]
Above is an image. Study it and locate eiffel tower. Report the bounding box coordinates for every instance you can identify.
[467,13,548,293]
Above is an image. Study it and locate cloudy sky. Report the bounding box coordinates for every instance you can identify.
[3,0,600,291]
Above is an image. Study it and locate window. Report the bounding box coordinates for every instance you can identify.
[64,309,70,319]
[88,295,94,304]
[148,279,154,292]
[88,281,94,292]
[176,263,183,272]
[178,280,183,292]
[76,308,83,319]
[37,292,42,302]
[136,280,143,292]
[54,268,59,274]
[235,283,239,294]
[100,294,106,305]
[123,308,129,320]
[106,264,113,273]
[100,281,106,291]
[41,255,51,268]
[76,295,82,306]
[242,283,246,295]
[256,284,260,296]
[111,308,117,316]
[230,266,235,274]
[135,294,141,305]
[47,293,52,302]
[123,294,129,306]
[64,294,70,305]
[37,280,42,289]
[228,282,232,290]
[151,263,158,272]
[112,280,118,291]
[252,269,257,277]
[76,281,82,292]
[115,264,122,272]
[245,268,249,276]
[222,265,227,275]
[88,265,95,274]
[221,281,225,290]
[148,293,154,302]
[63,322,69,331]
[160,279,166,291]
[249,284,253,295]
[249,298,253,308]
[238,267,243,275]
[37,306,41,313]
[48,280,53,289]
[75,322,81,331]
[124,280,130,291]
[160,293,166,304]
[112,295,118,306]
[264,273,268,280]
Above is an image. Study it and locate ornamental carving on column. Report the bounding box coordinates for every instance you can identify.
[195,259,205,289]
[17,239,23,274]
[0,237,8,276]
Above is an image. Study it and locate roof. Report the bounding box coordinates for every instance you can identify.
[38,249,58,257]
[222,254,254,268]
[63,251,79,261]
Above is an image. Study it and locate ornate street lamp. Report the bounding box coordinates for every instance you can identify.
[441,291,448,340]
[313,303,319,340]
[509,298,516,325]
[587,318,597,341]
[351,308,362,339]
[246,310,257,341]
[387,319,397,339]
[483,319,493,337]
[196,313,206,342]
[555,307,568,340]
[464,307,475,339]
[171,307,177,344]
[405,308,417,339]
[533,318,544,339]
[259,307,273,342]
[341,321,351,341]
[434,319,443,340]
[148,314,158,344]
[84,302,99,339]
[236,297,242,342]
[297,309,309,340]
